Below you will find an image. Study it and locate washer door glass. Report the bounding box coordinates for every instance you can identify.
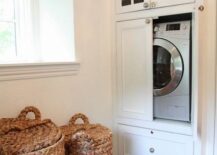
[153,38,183,96]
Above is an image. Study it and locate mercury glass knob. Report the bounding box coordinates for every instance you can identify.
[143,2,150,9]
[199,5,205,11]
[150,2,157,8]
[149,147,155,153]
[145,19,151,24]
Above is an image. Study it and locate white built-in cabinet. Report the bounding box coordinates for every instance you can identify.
[116,0,195,13]
[115,16,194,154]
[118,125,194,155]
[117,18,153,121]
[113,0,205,155]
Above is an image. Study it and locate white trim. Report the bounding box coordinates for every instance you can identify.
[198,0,217,154]
[214,1,217,155]
[0,62,80,81]
[191,12,201,155]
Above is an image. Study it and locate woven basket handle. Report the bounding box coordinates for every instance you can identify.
[69,113,89,126]
[0,119,50,135]
[18,106,41,121]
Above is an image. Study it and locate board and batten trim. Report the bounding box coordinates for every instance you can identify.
[0,62,80,81]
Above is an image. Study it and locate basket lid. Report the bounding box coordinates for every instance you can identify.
[61,113,112,154]
[0,119,62,154]
[0,106,42,133]
[0,107,62,154]
[73,124,112,142]
[60,113,89,143]
[85,125,112,140]
[68,113,112,141]
[70,125,112,154]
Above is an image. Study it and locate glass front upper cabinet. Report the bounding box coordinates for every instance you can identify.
[122,0,131,6]
[116,0,195,14]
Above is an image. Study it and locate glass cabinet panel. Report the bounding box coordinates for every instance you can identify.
[122,0,131,6]
[134,0,144,4]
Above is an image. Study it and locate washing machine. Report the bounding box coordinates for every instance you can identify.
[153,20,191,122]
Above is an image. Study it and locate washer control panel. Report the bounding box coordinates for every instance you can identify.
[154,21,191,39]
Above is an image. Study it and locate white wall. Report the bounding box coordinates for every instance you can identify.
[0,0,113,128]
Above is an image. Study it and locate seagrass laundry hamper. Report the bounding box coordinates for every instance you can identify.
[0,106,65,155]
[61,113,112,155]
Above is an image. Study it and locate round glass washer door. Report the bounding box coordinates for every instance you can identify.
[153,38,184,96]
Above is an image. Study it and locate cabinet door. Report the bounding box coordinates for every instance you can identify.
[116,0,195,14]
[118,125,194,155]
[116,18,153,121]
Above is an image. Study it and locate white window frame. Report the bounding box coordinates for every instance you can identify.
[0,61,80,81]
[0,0,80,81]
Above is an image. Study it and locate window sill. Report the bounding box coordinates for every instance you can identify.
[0,62,80,81]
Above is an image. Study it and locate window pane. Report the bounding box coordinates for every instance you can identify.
[39,0,75,62]
[0,0,14,20]
[0,22,16,59]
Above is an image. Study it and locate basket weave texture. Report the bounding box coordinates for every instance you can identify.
[0,106,65,155]
[0,106,42,135]
[61,113,112,155]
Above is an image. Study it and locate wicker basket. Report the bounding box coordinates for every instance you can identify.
[61,113,112,155]
[0,106,42,135]
[0,106,65,155]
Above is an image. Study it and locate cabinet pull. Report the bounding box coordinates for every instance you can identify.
[198,5,205,11]
[150,2,157,8]
[143,2,150,9]
[145,19,151,24]
[149,147,155,153]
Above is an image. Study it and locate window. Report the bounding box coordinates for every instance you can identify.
[0,0,16,63]
[0,0,76,64]
[0,0,79,81]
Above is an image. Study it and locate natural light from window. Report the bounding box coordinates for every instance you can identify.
[0,0,75,64]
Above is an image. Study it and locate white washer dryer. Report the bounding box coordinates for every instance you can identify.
[153,21,191,122]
